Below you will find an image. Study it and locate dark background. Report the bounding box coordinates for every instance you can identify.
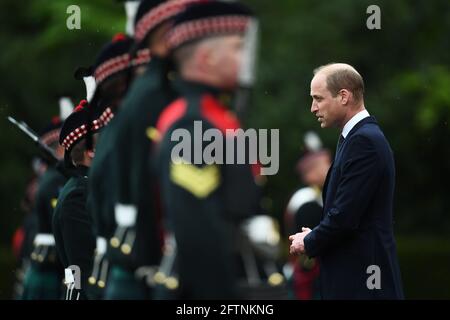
[1,0,449,299]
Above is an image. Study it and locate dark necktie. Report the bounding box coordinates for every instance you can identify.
[335,134,345,159]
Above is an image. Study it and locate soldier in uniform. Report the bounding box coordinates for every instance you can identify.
[284,132,331,300]
[107,0,202,300]
[154,1,264,299]
[85,33,135,299]
[21,112,68,300]
[12,164,41,299]
[52,99,109,300]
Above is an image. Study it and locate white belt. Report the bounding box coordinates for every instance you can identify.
[34,233,55,246]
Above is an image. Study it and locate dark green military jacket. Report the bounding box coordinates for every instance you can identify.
[87,119,119,241]
[107,56,177,271]
[53,165,95,300]
[21,165,67,300]
[155,80,262,299]
[35,166,67,234]
[86,126,119,297]
[32,165,67,270]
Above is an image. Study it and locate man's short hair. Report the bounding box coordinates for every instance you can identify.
[172,39,200,70]
[70,138,87,166]
[172,35,239,73]
[314,63,365,102]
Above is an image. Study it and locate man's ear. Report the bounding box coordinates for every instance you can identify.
[150,21,172,56]
[86,149,95,159]
[339,89,350,105]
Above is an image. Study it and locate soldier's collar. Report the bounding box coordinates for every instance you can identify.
[141,55,175,82]
[174,79,232,103]
[144,54,165,73]
[73,165,89,178]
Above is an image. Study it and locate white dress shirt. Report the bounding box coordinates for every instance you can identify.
[341,109,370,138]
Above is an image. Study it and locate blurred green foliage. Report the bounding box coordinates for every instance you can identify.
[396,235,450,299]
[0,0,449,298]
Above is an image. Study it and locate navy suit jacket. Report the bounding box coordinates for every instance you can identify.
[304,116,404,299]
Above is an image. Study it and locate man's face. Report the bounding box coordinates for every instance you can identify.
[83,133,98,166]
[310,73,344,128]
[207,35,245,89]
[54,144,65,161]
[98,73,129,112]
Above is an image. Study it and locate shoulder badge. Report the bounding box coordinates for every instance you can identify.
[170,162,220,198]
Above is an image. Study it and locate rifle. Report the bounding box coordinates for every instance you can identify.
[7,116,59,166]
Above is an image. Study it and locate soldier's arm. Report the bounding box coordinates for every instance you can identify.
[59,189,95,286]
[222,134,263,222]
[35,178,58,234]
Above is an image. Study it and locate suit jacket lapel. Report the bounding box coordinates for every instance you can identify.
[321,162,333,217]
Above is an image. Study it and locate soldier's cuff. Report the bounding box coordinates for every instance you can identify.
[114,203,137,227]
[96,237,107,255]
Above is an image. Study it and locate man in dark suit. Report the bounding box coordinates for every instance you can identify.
[289,63,404,299]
